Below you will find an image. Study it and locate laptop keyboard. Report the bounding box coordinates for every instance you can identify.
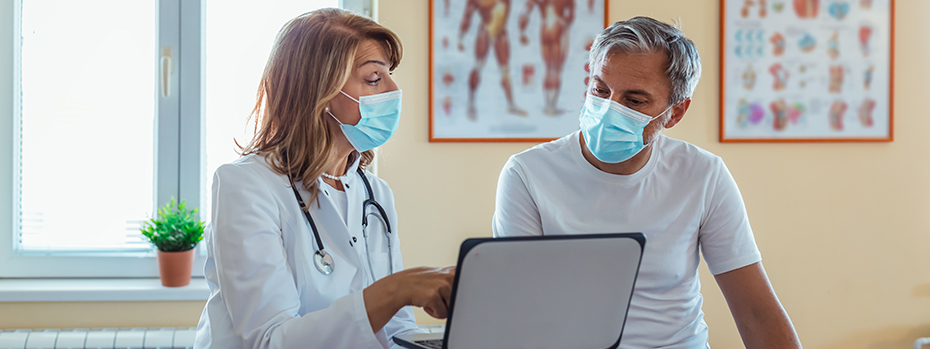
[415,339,444,348]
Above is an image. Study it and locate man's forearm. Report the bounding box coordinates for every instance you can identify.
[734,303,802,349]
[715,262,802,349]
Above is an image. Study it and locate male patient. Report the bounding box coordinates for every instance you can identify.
[492,17,802,348]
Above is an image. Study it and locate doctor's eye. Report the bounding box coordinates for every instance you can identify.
[366,76,382,86]
[365,72,383,86]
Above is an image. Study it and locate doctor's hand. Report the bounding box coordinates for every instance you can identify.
[396,266,456,318]
[364,266,456,333]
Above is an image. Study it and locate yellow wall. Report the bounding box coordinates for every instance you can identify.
[4,1,930,348]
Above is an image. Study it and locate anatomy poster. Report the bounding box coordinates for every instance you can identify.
[429,0,606,141]
[720,0,893,142]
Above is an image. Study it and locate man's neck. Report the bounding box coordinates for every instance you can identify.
[579,132,655,176]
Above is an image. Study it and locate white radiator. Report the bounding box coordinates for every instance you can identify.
[0,327,195,349]
[0,325,445,349]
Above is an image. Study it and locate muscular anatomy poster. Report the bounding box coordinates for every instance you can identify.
[430,0,606,141]
[720,0,893,142]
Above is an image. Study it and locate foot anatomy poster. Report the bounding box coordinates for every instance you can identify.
[720,0,893,142]
[429,0,606,141]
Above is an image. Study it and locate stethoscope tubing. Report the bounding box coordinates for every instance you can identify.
[289,167,393,277]
[290,184,326,253]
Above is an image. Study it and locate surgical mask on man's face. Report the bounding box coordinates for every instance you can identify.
[578,94,671,163]
[328,90,402,152]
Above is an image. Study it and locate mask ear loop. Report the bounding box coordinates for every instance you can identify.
[643,103,677,147]
[340,90,360,104]
[325,106,345,126]
[327,91,361,125]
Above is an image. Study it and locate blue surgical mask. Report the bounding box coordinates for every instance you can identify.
[329,89,402,152]
[579,94,671,163]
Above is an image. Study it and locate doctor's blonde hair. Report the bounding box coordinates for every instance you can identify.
[240,8,402,207]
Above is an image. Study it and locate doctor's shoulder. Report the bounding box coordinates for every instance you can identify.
[359,168,395,201]
[212,154,290,192]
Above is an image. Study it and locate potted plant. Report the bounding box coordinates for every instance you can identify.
[141,198,205,287]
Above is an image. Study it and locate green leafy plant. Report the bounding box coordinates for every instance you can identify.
[140,198,205,252]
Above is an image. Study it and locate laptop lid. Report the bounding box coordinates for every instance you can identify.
[436,233,646,349]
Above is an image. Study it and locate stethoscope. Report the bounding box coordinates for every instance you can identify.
[289,167,394,279]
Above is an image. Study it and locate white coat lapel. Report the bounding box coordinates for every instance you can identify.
[305,178,363,277]
[342,155,378,285]
[342,157,364,251]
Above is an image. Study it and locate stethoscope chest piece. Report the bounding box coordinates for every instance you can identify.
[291,167,392,277]
[314,250,335,275]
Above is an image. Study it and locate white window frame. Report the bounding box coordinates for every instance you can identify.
[342,0,373,19]
[1,0,373,280]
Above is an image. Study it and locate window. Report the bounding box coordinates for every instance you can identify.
[18,1,157,254]
[1,0,368,278]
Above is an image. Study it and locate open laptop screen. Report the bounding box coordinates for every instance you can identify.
[395,233,644,349]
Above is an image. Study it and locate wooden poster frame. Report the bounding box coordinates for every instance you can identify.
[719,0,895,143]
[429,0,610,143]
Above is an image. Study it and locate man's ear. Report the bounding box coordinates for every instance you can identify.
[664,98,691,129]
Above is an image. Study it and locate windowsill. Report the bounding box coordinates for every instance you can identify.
[0,278,210,302]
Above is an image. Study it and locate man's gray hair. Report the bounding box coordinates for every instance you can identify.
[589,16,702,106]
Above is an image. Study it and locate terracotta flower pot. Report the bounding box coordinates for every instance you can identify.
[157,249,195,287]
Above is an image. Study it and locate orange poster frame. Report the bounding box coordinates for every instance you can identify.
[718,0,895,143]
[429,0,610,143]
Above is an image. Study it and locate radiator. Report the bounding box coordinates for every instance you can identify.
[0,327,195,349]
[0,325,445,349]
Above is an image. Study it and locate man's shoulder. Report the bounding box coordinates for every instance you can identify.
[658,136,724,171]
[509,132,578,168]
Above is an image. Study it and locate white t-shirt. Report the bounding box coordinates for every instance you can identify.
[492,131,762,349]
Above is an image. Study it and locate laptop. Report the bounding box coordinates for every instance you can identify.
[393,233,645,349]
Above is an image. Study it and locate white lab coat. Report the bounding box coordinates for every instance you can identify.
[194,153,421,349]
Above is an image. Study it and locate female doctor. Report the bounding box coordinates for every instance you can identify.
[194,9,455,349]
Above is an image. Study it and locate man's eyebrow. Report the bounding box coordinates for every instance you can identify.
[625,89,653,98]
[592,76,654,98]
[357,60,387,68]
